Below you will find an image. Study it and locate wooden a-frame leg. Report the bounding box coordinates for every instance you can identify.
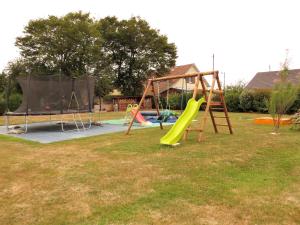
[198,74,217,142]
[126,79,152,135]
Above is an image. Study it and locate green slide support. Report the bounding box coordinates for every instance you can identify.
[160,97,206,145]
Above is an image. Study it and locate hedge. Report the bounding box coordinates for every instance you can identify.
[225,88,299,114]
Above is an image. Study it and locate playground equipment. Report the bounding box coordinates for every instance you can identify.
[160,97,205,145]
[255,117,292,125]
[5,74,95,132]
[157,109,178,123]
[126,70,233,144]
[124,104,152,126]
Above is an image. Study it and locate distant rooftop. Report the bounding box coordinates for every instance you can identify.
[246,69,300,89]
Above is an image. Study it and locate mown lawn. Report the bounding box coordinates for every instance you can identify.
[0,112,299,225]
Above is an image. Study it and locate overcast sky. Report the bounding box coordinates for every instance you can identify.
[1,0,300,84]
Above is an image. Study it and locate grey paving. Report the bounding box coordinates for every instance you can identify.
[0,121,151,144]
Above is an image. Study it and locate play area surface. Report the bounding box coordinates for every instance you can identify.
[0,120,171,144]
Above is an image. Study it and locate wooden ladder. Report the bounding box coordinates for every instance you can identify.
[199,71,233,141]
[185,71,233,142]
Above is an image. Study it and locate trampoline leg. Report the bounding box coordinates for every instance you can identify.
[60,114,65,132]
[72,113,80,131]
[24,115,28,133]
[77,113,85,130]
[87,113,93,129]
[5,115,9,132]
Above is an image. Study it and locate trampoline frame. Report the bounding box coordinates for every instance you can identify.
[5,74,95,133]
[5,111,93,133]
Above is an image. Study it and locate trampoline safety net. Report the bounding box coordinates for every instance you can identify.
[12,75,95,115]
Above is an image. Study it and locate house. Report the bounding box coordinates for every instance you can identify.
[107,63,207,111]
[246,69,300,90]
[146,63,209,97]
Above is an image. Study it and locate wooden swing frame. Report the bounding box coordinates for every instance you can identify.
[126,70,233,142]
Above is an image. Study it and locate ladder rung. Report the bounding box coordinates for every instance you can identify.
[203,102,223,106]
[216,124,229,127]
[210,107,224,111]
[210,102,223,106]
[186,128,203,131]
[205,89,224,94]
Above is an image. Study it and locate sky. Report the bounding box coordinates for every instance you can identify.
[1,0,300,84]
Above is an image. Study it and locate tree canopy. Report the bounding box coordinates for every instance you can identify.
[12,12,177,97]
[15,11,101,77]
[98,16,177,96]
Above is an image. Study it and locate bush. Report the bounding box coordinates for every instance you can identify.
[252,90,270,113]
[291,109,300,130]
[0,93,22,114]
[288,88,300,114]
[239,91,254,112]
[224,83,244,112]
[9,93,22,112]
[160,92,199,110]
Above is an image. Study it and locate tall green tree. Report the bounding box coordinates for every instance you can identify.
[15,11,101,77]
[0,72,7,94]
[98,16,177,96]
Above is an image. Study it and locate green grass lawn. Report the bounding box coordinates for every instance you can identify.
[0,112,299,225]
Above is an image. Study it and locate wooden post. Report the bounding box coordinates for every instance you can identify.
[198,72,217,142]
[199,76,218,134]
[151,80,163,130]
[192,74,200,99]
[126,79,152,135]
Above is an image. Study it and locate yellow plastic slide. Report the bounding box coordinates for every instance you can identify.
[160,97,206,145]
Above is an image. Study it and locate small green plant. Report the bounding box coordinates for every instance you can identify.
[268,54,298,132]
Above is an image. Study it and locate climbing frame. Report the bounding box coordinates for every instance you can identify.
[126,70,233,142]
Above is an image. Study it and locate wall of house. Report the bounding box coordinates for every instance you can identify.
[170,66,207,91]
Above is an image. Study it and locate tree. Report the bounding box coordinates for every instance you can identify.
[269,56,298,132]
[98,16,177,96]
[15,11,101,77]
[0,72,7,94]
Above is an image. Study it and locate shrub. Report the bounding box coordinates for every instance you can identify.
[239,91,254,112]
[252,90,270,113]
[224,83,245,112]
[288,87,300,114]
[9,93,22,111]
[160,92,200,110]
[291,109,300,130]
[0,93,23,114]
[168,93,181,110]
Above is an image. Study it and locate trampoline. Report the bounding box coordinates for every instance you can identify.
[5,74,95,132]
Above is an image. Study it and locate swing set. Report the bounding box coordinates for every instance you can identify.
[126,70,233,143]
